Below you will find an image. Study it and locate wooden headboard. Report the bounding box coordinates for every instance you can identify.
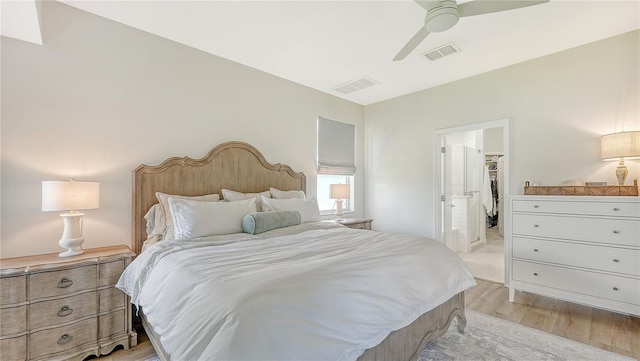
[132,141,306,255]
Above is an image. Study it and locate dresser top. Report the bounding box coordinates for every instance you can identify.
[0,245,134,275]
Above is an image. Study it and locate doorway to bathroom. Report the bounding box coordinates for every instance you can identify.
[434,119,510,285]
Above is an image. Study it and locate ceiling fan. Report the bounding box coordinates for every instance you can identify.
[393,0,550,61]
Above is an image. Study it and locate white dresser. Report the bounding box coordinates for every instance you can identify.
[509,196,640,316]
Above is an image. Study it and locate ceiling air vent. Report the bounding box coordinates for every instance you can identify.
[423,43,460,61]
[333,76,379,95]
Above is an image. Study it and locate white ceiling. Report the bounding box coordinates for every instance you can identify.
[3,1,640,105]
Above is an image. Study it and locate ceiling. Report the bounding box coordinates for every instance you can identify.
[2,1,639,105]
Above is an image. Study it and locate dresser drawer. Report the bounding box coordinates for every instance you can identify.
[513,237,640,276]
[512,214,640,247]
[99,259,125,286]
[0,335,27,361]
[1,275,27,305]
[29,318,98,359]
[29,265,97,300]
[99,287,125,312]
[513,260,640,306]
[512,199,640,217]
[29,291,98,330]
[99,309,126,338]
[0,304,27,336]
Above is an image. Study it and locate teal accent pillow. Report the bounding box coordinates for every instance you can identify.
[242,211,301,235]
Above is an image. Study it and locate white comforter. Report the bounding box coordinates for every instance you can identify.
[117,223,475,361]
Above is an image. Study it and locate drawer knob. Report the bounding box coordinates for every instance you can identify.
[57,277,73,288]
[57,305,73,317]
[613,259,620,263]
[533,205,540,208]
[533,224,540,228]
[533,272,538,276]
[57,333,73,345]
[613,230,620,234]
[613,287,619,291]
[613,207,620,211]
[533,249,539,252]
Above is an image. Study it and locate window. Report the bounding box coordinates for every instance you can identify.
[317,116,356,214]
[317,174,353,213]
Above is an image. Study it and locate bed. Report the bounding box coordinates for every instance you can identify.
[119,141,476,361]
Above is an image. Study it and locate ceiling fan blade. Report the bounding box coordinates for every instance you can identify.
[458,0,549,17]
[414,0,435,11]
[393,27,431,61]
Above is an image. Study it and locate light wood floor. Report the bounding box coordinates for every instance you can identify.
[97,279,639,361]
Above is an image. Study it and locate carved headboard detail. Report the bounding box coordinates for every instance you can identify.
[132,141,306,255]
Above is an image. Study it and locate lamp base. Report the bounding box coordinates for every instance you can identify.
[58,212,85,258]
[335,200,344,221]
[59,246,84,258]
[616,159,628,186]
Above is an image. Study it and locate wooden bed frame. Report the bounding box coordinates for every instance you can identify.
[131,141,466,361]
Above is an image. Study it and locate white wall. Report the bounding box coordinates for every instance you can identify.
[1,1,364,258]
[365,30,640,238]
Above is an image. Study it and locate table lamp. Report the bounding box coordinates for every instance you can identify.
[329,183,350,220]
[42,180,100,257]
[601,131,640,185]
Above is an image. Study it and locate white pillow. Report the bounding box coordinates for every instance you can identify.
[168,198,257,240]
[156,192,220,240]
[261,196,321,223]
[143,203,166,236]
[222,189,271,211]
[270,187,305,199]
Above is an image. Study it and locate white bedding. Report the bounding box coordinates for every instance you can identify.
[117,222,476,361]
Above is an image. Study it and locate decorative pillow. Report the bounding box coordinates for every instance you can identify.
[168,198,257,240]
[270,187,305,199]
[261,196,321,223]
[242,210,301,235]
[222,189,271,211]
[156,192,220,240]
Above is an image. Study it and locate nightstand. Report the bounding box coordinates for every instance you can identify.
[335,218,373,230]
[0,245,137,361]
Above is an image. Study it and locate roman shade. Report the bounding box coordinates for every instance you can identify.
[317,116,356,175]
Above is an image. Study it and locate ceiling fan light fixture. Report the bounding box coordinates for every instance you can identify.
[425,2,460,32]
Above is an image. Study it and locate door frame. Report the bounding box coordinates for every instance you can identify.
[433,118,511,285]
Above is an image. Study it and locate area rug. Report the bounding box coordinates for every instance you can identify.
[145,310,633,361]
[418,310,634,361]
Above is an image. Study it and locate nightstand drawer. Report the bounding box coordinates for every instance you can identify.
[0,275,26,305]
[99,260,125,286]
[30,265,97,300]
[29,291,98,330]
[0,335,27,361]
[347,222,367,229]
[29,318,98,359]
[99,287,125,312]
[0,304,27,336]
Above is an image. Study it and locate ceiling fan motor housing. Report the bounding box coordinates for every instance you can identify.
[425,0,460,32]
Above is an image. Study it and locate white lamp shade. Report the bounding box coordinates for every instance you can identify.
[42,181,100,211]
[601,131,640,161]
[329,184,350,200]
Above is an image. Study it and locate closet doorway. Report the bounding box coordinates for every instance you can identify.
[434,119,510,285]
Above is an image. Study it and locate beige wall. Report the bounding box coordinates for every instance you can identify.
[1,1,364,258]
[365,30,639,237]
[2,2,638,258]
